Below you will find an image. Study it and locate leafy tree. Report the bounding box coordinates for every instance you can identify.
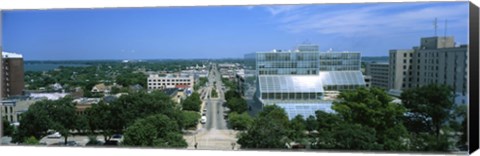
[311,111,342,149]
[75,114,89,134]
[2,118,14,136]
[182,92,201,112]
[211,88,218,98]
[108,91,183,131]
[85,101,116,142]
[227,112,253,130]
[225,90,241,101]
[116,72,147,88]
[226,97,248,114]
[289,115,307,143]
[332,87,408,151]
[24,136,39,145]
[332,123,382,150]
[222,78,237,90]
[400,84,455,137]
[48,97,78,145]
[305,115,318,132]
[122,114,187,148]
[110,86,122,94]
[14,100,53,142]
[182,111,201,129]
[237,105,290,149]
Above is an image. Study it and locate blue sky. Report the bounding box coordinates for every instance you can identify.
[2,2,469,60]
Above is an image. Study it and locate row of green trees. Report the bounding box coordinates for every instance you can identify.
[211,88,219,98]
[181,92,202,112]
[222,78,237,90]
[9,91,191,148]
[194,77,208,91]
[237,85,467,151]
[25,60,208,93]
[224,90,250,130]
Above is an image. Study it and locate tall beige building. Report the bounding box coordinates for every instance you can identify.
[389,49,414,90]
[389,36,468,104]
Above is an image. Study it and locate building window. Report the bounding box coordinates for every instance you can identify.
[404,53,407,57]
[403,59,407,63]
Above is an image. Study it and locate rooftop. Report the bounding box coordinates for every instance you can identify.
[2,52,23,58]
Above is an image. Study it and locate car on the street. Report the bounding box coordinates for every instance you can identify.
[200,116,207,124]
[110,134,123,143]
[47,132,62,139]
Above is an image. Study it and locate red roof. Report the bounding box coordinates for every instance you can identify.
[175,84,190,89]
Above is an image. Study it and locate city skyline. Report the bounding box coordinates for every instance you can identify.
[2,2,469,60]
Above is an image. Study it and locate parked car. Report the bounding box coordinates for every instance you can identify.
[110,134,123,143]
[200,116,207,124]
[47,132,62,139]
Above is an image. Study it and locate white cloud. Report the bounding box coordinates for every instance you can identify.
[264,3,468,37]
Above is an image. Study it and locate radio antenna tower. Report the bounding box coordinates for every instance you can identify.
[434,17,438,36]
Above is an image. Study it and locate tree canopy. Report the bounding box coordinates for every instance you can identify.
[122,114,187,148]
[332,87,408,151]
[182,92,202,112]
[237,105,290,149]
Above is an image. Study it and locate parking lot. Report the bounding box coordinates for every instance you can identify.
[39,135,103,146]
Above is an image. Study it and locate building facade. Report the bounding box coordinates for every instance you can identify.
[389,49,415,91]
[252,44,366,119]
[2,52,25,98]
[365,62,389,89]
[389,36,468,104]
[147,74,194,91]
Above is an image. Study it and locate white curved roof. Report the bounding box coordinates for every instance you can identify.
[258,75,324,93]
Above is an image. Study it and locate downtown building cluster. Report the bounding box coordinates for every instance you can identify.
[244,44,366,119]
[244,35,468,119]
[366,36,468,104]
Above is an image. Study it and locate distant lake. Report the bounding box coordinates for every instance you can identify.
[25,63,90,72]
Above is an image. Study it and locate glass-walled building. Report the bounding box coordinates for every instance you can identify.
[318,52,361,71]
[251,44,366,119]
[256,51,318,75]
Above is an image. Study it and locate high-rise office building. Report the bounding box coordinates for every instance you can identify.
[389,36,468,104]
[365,62,390,90]
[389,49,415,91]
[2,52,25,98]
